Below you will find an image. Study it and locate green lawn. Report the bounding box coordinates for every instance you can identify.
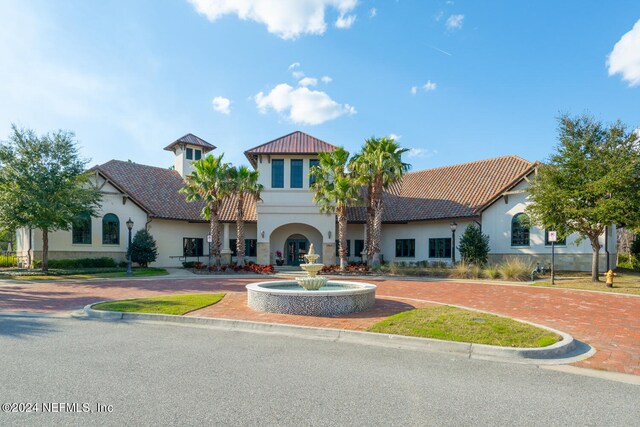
[92,293,225,315]
[368,305,561,348]
[532,269,640,295]
[0,267,169,280]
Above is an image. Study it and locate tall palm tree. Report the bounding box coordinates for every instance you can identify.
[311,147,360,270]
[353,137,410,267]
[179,154,230,267]
[228,166,263,266]
[349,154,375,265]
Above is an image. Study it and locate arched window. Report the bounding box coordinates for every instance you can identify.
[511,213,530,246]
[102,214,120,245]
[72,213,92,244]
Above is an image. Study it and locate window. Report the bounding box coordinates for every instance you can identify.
[230,239,257,257]
[186,148,193,160]
[309,159,319,186]
[336,239,351,257]
[183,238,204,256]
[545,229,566,246]
[102,214,120,245]
[194,149,202,160]
[395,239,415,258]
[72,213,91,244]
[511,213,530,246]
[429,238,452,258]
[272,159,284,188]
[290,159,303,188]
[354,240,365,258]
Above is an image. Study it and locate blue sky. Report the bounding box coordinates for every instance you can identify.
[1,0,639,171]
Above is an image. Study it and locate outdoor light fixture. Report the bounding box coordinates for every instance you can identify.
[328,230,332,239]
[450,221,457,264]
[126,218,134,276]
[261,230,265,238]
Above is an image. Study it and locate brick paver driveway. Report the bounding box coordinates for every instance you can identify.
[0,276,638,376]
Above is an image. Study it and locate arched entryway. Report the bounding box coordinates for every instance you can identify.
[268,223,324,265]
[284,234,309,266]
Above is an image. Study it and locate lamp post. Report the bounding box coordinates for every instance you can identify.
[126,218,134,277]
[450,221,457,264]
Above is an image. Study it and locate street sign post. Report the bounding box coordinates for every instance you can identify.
[207,235,212,267]
[548,231,557,285]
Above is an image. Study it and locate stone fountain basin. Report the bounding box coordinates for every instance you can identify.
[246,280,377,316]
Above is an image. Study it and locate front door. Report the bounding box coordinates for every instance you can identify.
[286,239,308,266]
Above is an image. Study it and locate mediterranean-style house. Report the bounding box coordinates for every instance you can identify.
[15,131,616,271]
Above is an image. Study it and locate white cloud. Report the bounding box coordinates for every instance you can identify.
[388,133,401,141]
[212,96,231,114]
[292,70,305,79]
[288,62,301,70]
[423,80,437,91]
[188,0,358,39]
[435,10,444,22]
[321,75,332,84]
[298,77,318,87]
[410,86,418,95]
[407,148,437,158]
[255,83,356,125]
[335,13,356,29]
[446,14,464,30]
[607,19,640,87]
[369,8,377,18]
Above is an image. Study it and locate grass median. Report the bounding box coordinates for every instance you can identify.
[368,305,560,348]
[91,293,225,315]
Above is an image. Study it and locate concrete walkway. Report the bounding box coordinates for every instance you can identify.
[0,276,638,376]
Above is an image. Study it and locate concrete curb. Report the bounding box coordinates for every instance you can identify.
[82,303,589,365]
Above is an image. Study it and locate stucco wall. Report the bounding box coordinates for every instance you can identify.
[380,220,474,264]
[481,179,616,271]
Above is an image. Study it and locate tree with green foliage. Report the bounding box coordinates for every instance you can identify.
[526,114,640,282]
[179,154,230,267]
[631,234,640,258]
[311,147,361,270]
[458,225,490,265]
[129,229,158,267]
[0,125,102,272]
[228,166,263,266]
[350,136,410,267]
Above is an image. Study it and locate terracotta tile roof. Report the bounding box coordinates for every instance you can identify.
[163,133,216,153]
[245,131,337,166]
[92,155,531,225]
[347,155,534,222]
[93,160,255,223]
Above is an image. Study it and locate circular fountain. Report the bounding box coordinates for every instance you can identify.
[246,244,376,316]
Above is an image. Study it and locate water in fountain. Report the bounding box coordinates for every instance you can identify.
[296,243,329,290]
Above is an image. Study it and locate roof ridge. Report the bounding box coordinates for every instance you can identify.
[99,159,178,174]
[405,155,531,176]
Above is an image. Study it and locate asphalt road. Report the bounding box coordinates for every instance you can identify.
[0,314,638,426]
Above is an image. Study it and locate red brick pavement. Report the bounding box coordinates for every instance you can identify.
[0,276,638,375]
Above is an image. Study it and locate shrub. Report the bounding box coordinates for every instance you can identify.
[497,258,532,281]
[182,261,196,268]
[458,225,490,265]
[389,262,400,275]
[450,262,472,279]
[484,264,501,279]
[469,265,484,279]
[129,229,158,267]
[44,257,117,269]
[0,254,17,268]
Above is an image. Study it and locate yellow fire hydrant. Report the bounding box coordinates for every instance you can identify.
[605,269,615,288]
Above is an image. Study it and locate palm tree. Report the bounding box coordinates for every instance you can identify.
[228,166,263,266]
[349,154,375,265]
[352,137,410,268]
[311,147,360,270]
[179,154,230,267]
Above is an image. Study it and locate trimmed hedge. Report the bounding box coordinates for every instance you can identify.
[36,257,118,269]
